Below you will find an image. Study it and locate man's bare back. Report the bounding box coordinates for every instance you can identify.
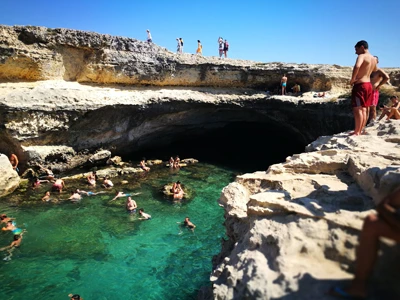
[370,57,389,90]
[351,52,376,85]
[281,76,287,83]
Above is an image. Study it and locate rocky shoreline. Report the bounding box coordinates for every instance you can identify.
[211,121,400,299]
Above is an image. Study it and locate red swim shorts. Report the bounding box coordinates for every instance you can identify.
[372,89,379,106]
[351,82,372,108]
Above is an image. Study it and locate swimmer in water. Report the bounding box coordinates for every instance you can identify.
[139,208,151,220]
[0,214,15,224]
[68,294,83,300]
[76,189,106,196]
[68,190,82,202]
[0,234,23,251]
[183,217,196,229]
[126,197,138,213]
[2,221,23,235]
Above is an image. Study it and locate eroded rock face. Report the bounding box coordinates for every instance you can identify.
[0,154,20,197]
[212,121,400,299]
[3,25,399,91]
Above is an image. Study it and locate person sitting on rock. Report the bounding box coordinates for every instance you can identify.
[102,176,114,189]
[291,83,301,95]
[52,178,65,193]
[31,176,49,188]
[329,187,400,299]
[173,156,181,169]
[183,217,196,229]
[169,157,175,168]
[36,164,55,181]
[42,191,51,202]
[378,95,400,121]
[140,157,150,172]
[173,181,184,200]
[87,171,97,186]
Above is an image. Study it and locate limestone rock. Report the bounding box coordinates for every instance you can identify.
[88,150,111,164]
[212,121,400,299]
[0,153,20,198]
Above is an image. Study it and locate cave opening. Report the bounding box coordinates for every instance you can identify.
[128,120,307,173]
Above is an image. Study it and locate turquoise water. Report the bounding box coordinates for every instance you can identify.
[0,163,236,299]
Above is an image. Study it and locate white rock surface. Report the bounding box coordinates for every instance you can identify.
[213,121,400,299]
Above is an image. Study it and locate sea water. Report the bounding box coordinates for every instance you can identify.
[0,163,237,300]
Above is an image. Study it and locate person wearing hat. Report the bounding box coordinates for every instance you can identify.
[146,29,152,43]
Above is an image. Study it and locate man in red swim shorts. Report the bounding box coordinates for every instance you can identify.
[349,40,377,136]
[368,56,390,123]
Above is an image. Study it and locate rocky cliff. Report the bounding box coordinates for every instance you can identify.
[2,25,395,92]
[212,121,400,299]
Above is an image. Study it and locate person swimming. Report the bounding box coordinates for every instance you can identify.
[2,221,23,235]
[0,214,15,224]
[139,208,151,220]
[76,189,106,196]
[183,217,196,229]
[0,234,22,251]
[68,190,82,202]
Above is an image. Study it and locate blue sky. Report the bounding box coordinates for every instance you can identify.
[1,0,399,67]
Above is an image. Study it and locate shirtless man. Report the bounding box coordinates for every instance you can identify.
[126,197,137,213]
[281,74,287,95]
[350,40,377,136]
[9,153,19,173]
[369,56,390,123]
[102,177,114,189]
[0,234,22,251]
[52,178,65,193]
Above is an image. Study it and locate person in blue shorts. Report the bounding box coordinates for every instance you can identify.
[281,74,287,95]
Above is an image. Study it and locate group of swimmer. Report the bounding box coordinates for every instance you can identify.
[0,213,25,261]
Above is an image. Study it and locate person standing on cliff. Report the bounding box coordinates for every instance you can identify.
[218,37,224,58]
[146,29,152,43]
[368,56,390,124]
[223,39,229,58]
[281,74,287,95]
[196,40,203,55]
[349,40,376,136]
[9,153,19,174]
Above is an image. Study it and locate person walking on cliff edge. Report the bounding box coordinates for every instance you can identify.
[146,29,152,43]
[349,40,376,136]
